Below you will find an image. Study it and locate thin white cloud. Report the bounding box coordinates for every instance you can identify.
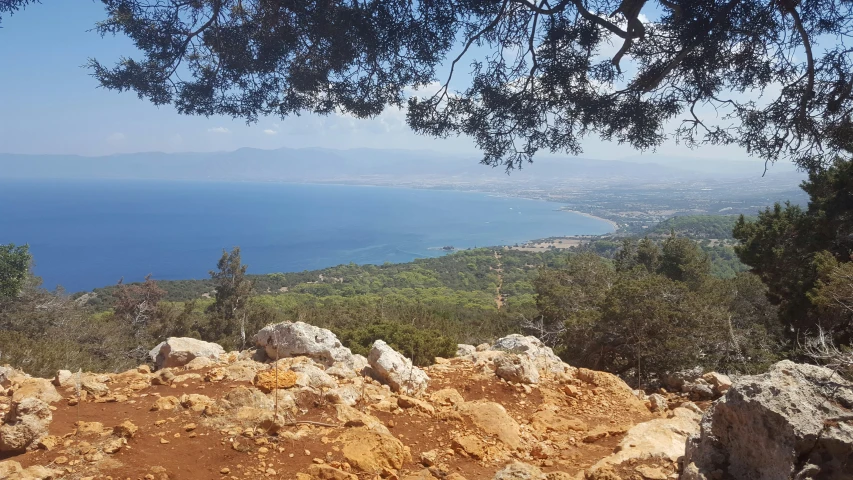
[263,129,278,135]
[107,132,126,142]
[208,127,231,134]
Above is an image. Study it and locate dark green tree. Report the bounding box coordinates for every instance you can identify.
[734,159,853,342]
[0,0,836,170]
[659,235,711,287]
[0,244,32,300]
[207,247,254,348]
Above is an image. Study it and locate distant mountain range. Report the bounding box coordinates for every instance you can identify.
[0,147,803,187]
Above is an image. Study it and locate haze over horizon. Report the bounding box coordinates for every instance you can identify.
[1,1,772,170]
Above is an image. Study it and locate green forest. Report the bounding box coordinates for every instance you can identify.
[2,160,853,385]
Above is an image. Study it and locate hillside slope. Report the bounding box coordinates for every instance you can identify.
[0,326,705,480]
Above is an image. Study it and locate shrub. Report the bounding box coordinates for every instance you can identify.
[336,321,456,366]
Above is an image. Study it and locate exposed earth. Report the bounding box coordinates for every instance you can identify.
[0,325,743,480]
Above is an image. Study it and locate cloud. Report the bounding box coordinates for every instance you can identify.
[208,127,231,134]
[263,129,278,135]
[107,132,126,142]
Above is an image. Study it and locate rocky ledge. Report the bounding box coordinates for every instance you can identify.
[0,323,848,480]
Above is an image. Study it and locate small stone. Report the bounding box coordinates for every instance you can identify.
[184,423,197,431]
[159,438,170,444]
[220,467,230,474]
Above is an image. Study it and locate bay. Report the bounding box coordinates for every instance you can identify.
[0,180,613,292]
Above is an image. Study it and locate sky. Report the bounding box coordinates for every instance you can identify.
[0,1,763,164]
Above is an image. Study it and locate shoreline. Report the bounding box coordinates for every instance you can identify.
[560,208,619,231]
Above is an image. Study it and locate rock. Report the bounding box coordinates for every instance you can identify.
[150,396,180,411]
[430,388,465,406]
[292,362,338,389]
[493,462,546,480]
[103,437,123,454]
[336,405,390,435]
[337,427,411,473]
[224,360,263,382]
[52,370,72,387]
[661,366,703,392]
[476,343,490,352]
[701,371,732,396]
[220,386,273,410]
[397,395,435,415]
[456,344,476,357]
[490,334,570,375]
[179,393,214,412]
[493,353,540,384]
[149,337,225,369]
[150,369,175,386]
[75,421,106,436]
[683,360,853,480]
[81,379,109,397]
[327,363,358,379]
[648,393,667,412]
[0,398,52,452]
[301,464,358,479]
[325,386,361,406]
[458,401,523,450]
[588,407,700,474]
[529,408,587,434]
[254,368,298,393]
[635,465,668,480]
[684,382,715,401]
[452,434,488,459]
[254,322,355,367]
[37,435,60,451]
[8,464,58,480]
[12,379,62,404]
[183,356,217,370]
[367,340,429,395]
[420,449,438,466]
[113,420,138,438]
[0,460,23,477]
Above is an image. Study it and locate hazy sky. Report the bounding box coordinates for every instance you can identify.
[0,2,758,163]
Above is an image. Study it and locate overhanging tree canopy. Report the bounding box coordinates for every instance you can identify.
[5,0,853,170]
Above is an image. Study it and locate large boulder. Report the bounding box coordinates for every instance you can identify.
[367,340,429,395]
[493,353,539,384]
[149,337,224,369]
[0,398,52,452]
[490,334,570,375]
[458,401,523,450]
[254,322,354,367]
[11,379,62,404]
[337,427,411,473]
[589,407,701,475]
[682,360,853,480]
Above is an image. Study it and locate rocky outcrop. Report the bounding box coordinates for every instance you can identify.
[494,353,540,384]
[0,398,52,452]
[148,337,225,369]
[11,379,61,405]
[456,344,476,357]
[489,334,571,376]
[337,427,411,473]
[682,360,853,480]
[254,322,355,367]
[589,407,701,475]
[367,340,430,395]
[493,462,546,480]
[662,367,731,400]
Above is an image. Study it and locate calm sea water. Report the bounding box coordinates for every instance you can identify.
[0,180,613,292]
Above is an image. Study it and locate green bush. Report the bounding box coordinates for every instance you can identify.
[336,321,456,366]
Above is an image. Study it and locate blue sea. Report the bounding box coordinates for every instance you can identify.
[0,180,613,292]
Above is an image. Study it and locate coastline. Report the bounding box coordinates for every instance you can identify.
[560,208,619,232]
